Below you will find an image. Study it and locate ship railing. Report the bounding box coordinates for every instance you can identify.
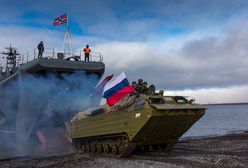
[20,48,103,64]
[89,52,103,62]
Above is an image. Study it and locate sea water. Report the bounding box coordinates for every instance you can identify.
[183,104,248,138]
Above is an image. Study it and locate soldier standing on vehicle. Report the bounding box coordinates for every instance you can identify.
[37,41,44,58]
[141,82,148,94]
[132,81,138,92]
[83,44,91,62]
[137,79,143,93]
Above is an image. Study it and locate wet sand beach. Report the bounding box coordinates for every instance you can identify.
[1,131,248,168]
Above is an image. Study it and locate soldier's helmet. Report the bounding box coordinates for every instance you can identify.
[159,90,164,95]
[132,81,137,87]
[138,79,143,84]
[147,84,155,95]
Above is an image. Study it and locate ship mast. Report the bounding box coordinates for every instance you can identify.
[2,44,20,72]
[63,13,73,58]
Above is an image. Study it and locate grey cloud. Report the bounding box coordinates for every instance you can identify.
[114,62,248,90]
[100,20,248,90]
[180,21,248,73]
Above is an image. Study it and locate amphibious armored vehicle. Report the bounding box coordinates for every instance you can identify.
[66,91,205,157]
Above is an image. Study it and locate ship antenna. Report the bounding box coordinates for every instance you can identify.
[63,12,74,58]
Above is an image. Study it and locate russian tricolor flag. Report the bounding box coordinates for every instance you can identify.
[103,72,134,107]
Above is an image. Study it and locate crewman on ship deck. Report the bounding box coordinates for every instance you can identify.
[37,41,44,58]
[83,44,91,62]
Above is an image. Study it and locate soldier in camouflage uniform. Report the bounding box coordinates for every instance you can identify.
[137,79,143,93]
[141,82,148,94]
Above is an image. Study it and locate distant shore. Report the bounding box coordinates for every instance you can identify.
[204,102,248,105]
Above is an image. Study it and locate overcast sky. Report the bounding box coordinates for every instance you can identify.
[0,0,248,103]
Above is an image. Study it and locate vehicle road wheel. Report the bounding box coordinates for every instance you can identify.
[103,144,110,154]
[118,145,125,155]
[90,144,96,153]
[81,145,86,153]
[86,145,90,153]
[111,145,118,155]
[96,144,102,153]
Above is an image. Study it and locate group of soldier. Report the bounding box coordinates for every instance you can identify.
[132,79,152,95]
[131,79,165,96]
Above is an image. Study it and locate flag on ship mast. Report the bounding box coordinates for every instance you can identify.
[53,13,68,26]
[52,13,73,57]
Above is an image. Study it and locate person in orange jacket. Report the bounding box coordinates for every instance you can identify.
[83,44,91,62]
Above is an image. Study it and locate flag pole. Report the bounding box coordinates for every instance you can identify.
[68,12,73,56]
[67,12,69,32]
[63,12,73,57]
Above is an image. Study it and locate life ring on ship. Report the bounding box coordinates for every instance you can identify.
[65,56,79,61]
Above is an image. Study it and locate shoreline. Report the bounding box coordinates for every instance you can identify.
[204,102,248,105]
[1,131,248,168]
[181,130,248,140]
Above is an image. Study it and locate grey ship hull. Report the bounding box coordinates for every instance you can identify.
[0,58,105,85]
[0,58,105,159]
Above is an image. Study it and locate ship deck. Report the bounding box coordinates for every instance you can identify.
[20,58,105,74]
[0,58,105,85]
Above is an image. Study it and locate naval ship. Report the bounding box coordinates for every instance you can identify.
[0,45,105,159]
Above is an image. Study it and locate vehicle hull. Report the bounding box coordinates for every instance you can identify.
[67,97,205,157]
